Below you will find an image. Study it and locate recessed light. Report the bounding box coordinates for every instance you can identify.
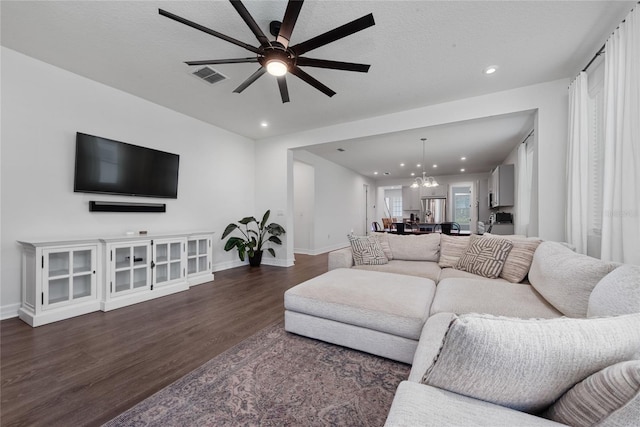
[410,172,415,176]
[461,156,466,161]
[374,171,378,175]
[400,163,405,167]
[433,164,438,168]
[260,122,268,127]
[460,168,466,172]
[483,65,498,75]
[417,163,421,168]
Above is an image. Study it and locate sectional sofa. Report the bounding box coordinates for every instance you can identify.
[284,232,640,426]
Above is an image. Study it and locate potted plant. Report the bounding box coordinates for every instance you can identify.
[221,210,286,266]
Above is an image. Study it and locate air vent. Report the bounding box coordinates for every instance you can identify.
[191,66,227,85]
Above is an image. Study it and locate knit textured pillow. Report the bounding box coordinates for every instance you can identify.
[420,313,640,414]
[455,237,513,279]
[545,360,640,427]
[348,235,388,266]
[371,233,393,260]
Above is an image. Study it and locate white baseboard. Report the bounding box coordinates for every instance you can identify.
[295,242,349,256]
[262,257,295,267]
[1,303,21,320]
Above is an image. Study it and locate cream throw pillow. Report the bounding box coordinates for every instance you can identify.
[455,236,513,279]
[482,234,542,283]
[546,360,640,427]
[420,313,640,413]
[371,233,393,260]
[348,235,388,266]
[438,234,470,268]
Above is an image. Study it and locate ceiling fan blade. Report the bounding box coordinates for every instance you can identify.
[289,66,336,97]
[229,0,270,47]
[290,13,375,56]
[185,58,259,66]
[277,76,290,103]
[277,0,304,48]
[159,9,260,54]
[296,57,370,72]
[233,67,267,93]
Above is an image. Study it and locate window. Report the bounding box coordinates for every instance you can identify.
[452,185,472,231]
[385,197,403,219]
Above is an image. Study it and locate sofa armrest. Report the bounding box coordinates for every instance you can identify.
[328,247,354,270]
[408,312,456,383]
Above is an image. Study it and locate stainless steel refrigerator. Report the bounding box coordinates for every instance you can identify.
[421,197,446,223]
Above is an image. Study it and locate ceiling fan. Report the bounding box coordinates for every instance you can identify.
[159,0,375,103]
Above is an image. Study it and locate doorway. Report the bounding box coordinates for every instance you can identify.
[451,184,472,231]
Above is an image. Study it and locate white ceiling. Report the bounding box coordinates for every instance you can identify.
[1,1,634,178]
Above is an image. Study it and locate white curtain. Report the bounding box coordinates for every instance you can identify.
[601,6,640,264]
[565,72,590,254]
[515,140,532,236]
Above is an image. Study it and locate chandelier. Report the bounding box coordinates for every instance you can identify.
[410,138,439,188]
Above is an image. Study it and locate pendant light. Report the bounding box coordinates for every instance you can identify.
[410,138,439,188]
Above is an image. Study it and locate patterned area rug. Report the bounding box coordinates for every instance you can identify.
[104,323,410,426]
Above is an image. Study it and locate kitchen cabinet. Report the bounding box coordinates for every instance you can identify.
[402,186,421,211]
[490,164,514,208]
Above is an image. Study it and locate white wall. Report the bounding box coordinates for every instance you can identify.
[255,79,568,263]
[1,48,256,316]
[293,150,376,254]
[293,161,314,253]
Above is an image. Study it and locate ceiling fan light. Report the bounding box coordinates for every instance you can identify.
[266,59,288,76]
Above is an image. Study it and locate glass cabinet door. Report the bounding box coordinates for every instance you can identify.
[44,247,96,309]
[111,243,150,295]
[187,238,210,275]
[153,239,184,287]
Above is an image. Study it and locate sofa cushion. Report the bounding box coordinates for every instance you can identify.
[385,381,564,427]
[438,235,471,268]
[438,267,509,283]
[348,235,388,266]
[430,278,562,318]
[482,234,542,283]
[284,268,436,340]
[455,236,513,279]
[353,260,441,282]
[588,264,640,317]
[419,313,640,413]
[386,233,440,261]
[528,242,618,317]
[371,232,393,260]
[545,360,640,427]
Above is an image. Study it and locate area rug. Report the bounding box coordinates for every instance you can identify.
[104,322,409,426]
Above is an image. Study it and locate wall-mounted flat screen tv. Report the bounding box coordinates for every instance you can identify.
[74,132,179,199]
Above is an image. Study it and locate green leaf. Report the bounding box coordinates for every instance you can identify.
[239,216,257,225]
[268,235,282,245]
[223,237,244,252]
[221,223,239,239]
[266,223,286,236]
[267,248,276,257]
[260,210,271,228]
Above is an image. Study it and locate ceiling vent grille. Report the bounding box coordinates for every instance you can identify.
[191,66,227,85]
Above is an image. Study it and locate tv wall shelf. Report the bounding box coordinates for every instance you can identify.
[89,201,166,213]
[18,231,214,327]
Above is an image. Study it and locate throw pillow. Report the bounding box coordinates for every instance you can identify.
[371,233,393,260]
[588,264,640,317]
[420,313,640,414]
[545,360,640,427]
[348,235,388,266]
[438,234,471,268]
[455,236,513,279]
[528,242,618,318]
[386,233,440,262]
[482,234,542,283]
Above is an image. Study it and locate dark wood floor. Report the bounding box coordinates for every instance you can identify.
[1,253,328,427]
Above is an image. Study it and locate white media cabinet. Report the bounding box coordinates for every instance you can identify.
[18,232,214,327]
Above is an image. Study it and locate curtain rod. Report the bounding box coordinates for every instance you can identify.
[582,1,638,72]
[521,129,534,144]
